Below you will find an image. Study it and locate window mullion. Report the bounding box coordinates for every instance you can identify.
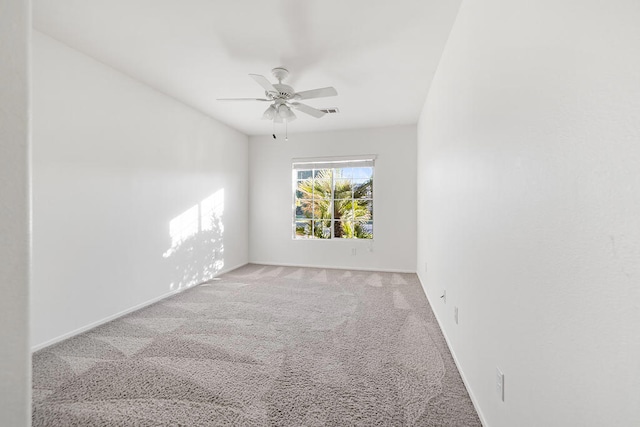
[312,171,316,237]
[330,169,335,239]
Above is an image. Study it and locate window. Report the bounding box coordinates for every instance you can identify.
[292,156,375,239]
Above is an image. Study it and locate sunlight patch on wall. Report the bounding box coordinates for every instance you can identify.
[168,205,199,249]
[200,191,225,234]
[164,189,225,290]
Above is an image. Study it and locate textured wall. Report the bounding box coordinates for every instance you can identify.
[249,126,417,272]
[31,32,249,349]
[0,0,31,424]
[417,0,640,426]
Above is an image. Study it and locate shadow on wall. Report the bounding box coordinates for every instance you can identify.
[163,189,225,290]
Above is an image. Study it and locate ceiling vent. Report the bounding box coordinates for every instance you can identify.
[320,108,340,114]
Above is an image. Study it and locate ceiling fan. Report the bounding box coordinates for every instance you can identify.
[217,67,338,123]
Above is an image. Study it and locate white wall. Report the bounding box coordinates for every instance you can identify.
[0,1,31,424]
[250,126,416,272]
[417,1,640,426]
[31,32,249,349]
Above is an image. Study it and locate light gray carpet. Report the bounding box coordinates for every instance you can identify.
[32,264,481,426]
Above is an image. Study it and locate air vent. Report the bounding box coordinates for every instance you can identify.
[320,108,340,114]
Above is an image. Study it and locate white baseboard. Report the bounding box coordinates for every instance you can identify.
[249,261,416,274]
[31,262,248,352]
[416,272,489,427]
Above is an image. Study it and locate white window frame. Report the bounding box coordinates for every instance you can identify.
[292,155,376,240]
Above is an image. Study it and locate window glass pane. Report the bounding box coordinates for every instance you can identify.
[352,178,370,187]
[296,181,313,199]
[337,167,354,179]
[333,220,343,238]
[297,170,312,179]
[295,220,312,238]
[333,220,355,238]
[309,170,331,198]
[349,203,367,223]
[313,169,332,179]
[354,179,373,199]
[364,200,373,220]
[313,220,331,239]
[352,167,373,180]
[334,193,353,202]
[353,180,373,199]
[333,178,351,196]
[312,200,332,219]
[295,205,311,219]
[296,200,314,219]
[312,184,332,198]
[355,221,373,239]
[333,199,353,221]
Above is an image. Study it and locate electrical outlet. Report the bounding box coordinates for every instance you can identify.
[496,368,505,402]
[351,248,357,256]
[454,306,459,324]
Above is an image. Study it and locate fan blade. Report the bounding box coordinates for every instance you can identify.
[294,86,337,100]
[249,74,278,94]
[291,102,326,118]
[217,98,272,101]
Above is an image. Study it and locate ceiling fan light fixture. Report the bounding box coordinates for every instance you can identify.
[262,105,277,120]
[278,104,296,120]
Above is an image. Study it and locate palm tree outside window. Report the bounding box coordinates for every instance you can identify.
[292,156,375,240]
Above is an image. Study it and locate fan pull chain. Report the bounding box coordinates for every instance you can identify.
[285,120,289,141]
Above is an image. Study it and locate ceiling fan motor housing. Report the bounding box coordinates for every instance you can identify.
[269,84,295,101]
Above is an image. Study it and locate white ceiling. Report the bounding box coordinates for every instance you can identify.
[33,0,461,136]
